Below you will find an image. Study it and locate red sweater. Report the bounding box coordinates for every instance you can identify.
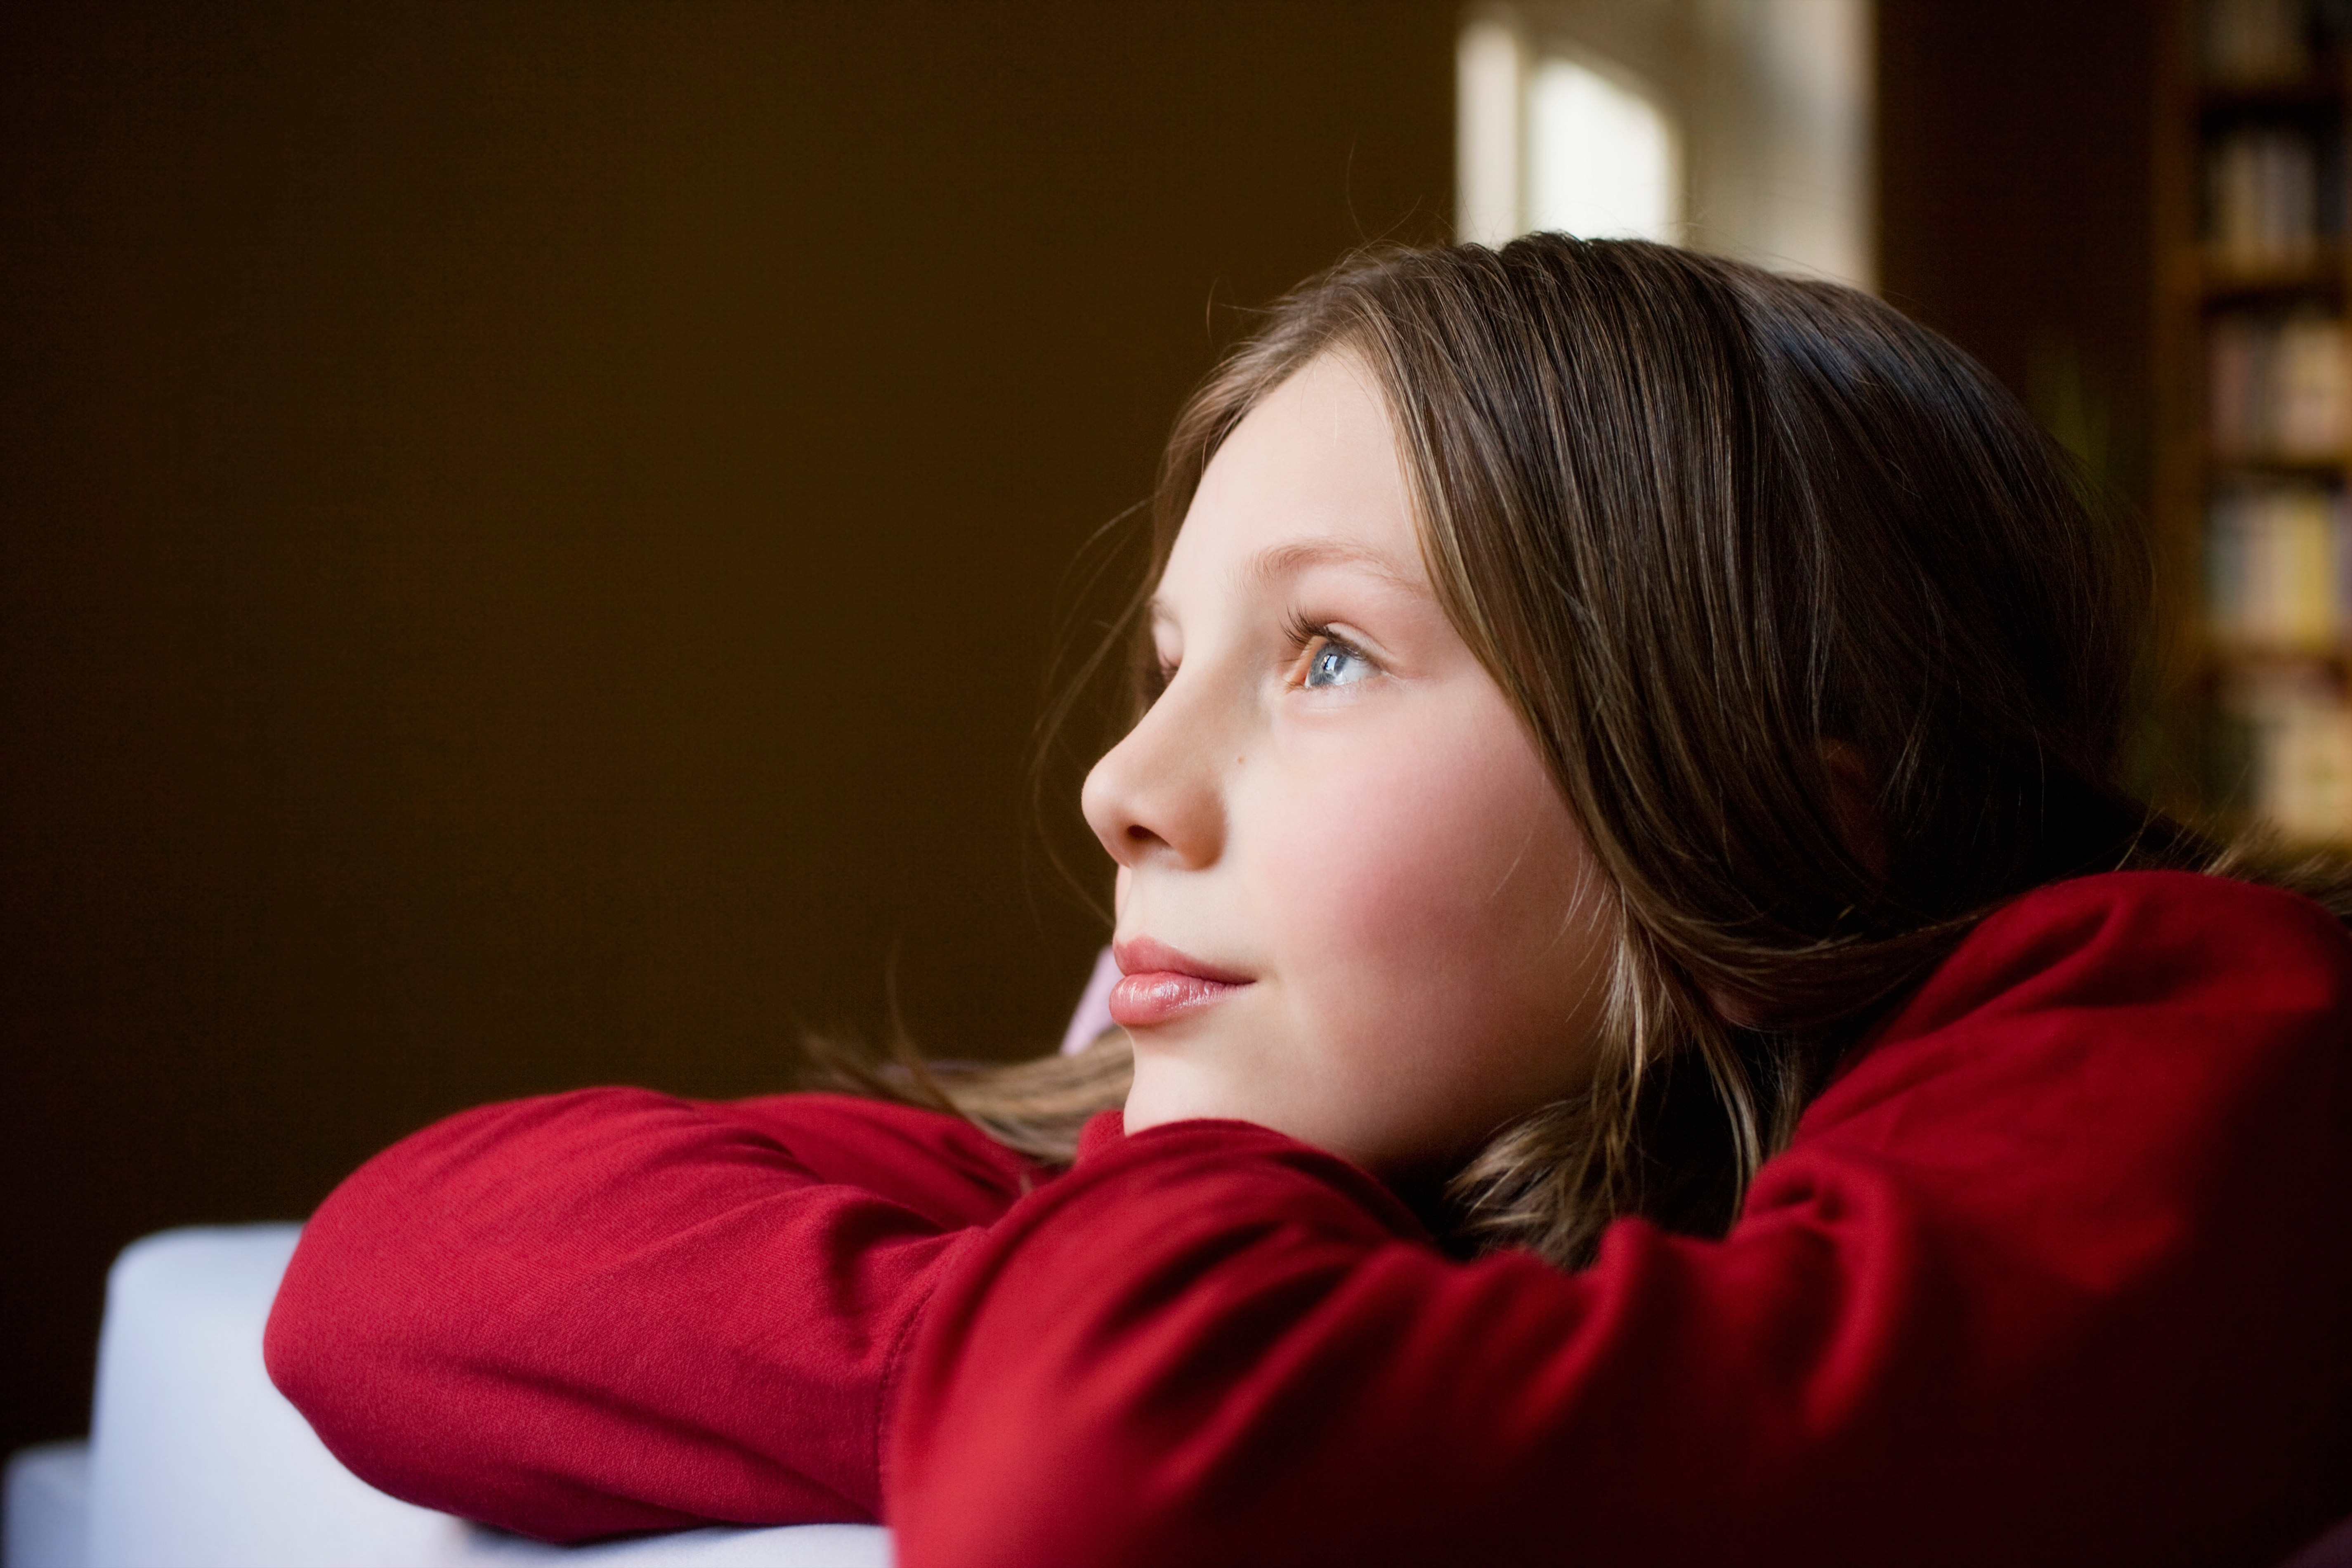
[266,871,2352,1566]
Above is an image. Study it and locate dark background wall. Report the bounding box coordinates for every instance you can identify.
[2,0,2163,1461]
[0,0,1455,1456]
[1877,0,2157,505]
[1876,0,2173,787]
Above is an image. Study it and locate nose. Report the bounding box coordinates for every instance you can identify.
[1081,675,1229,873]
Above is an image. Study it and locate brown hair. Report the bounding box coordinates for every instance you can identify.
[821,236,2352,1267]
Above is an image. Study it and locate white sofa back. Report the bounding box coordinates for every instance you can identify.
[5,1225,888,1568]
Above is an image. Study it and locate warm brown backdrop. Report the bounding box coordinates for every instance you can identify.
[0,0,1457,1453]
[1879,0,2156,502]
[2,0,2158,1459]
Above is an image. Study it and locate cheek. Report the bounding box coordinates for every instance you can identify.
[1252,713,1594,1046]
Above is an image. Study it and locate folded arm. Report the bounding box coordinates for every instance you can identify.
[266,1089,1041,1542]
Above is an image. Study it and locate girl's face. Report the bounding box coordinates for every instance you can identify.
[1083,352,1611,1179]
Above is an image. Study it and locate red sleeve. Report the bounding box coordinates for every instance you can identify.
[264,1089,1044,1542]
[885,872,2352,1568]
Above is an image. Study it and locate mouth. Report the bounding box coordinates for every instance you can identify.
[1108,937,1254,1028]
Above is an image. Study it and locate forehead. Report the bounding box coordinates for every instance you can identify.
[1159,353,1424,600]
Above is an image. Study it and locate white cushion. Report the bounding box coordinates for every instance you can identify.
[77,1224,890,1568]
[5,1440,88,1568]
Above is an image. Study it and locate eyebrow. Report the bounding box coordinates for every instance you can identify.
[1238,537,1425,593]
[1145,536,1431,632]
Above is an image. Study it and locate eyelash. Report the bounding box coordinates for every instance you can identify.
[1282,613,1374,686]
[1139,614,1374,702]
[1282,610,1336,656]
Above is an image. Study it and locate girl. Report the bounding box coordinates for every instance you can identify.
[266,237,2352,1567]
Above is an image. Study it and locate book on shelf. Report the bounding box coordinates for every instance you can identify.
[2220,665,2352,839]
[2206,125,2328,269]
[2207,312,2352,458]
[2203,0,2319,84]
[2207,479,2351,647]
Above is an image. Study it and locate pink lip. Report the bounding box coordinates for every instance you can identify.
[1108,937,1254,1028]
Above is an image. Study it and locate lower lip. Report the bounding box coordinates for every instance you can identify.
[1108,971,1248,1027]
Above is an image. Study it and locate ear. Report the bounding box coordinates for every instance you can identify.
[1703,744,1884,1030]
[1703,984,1760,1030]
[1823,742,1886,880]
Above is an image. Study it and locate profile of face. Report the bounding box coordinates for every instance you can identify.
[1081,352,1613,1180]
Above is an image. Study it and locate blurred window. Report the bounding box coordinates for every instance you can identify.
[1457,2,1873,290]
[1526,54,1680,239]
[1458,21,1679,245]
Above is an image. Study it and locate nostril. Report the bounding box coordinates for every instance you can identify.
[1123,822,1176,854]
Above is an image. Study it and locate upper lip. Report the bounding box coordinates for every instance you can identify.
[1112,937,1254,986]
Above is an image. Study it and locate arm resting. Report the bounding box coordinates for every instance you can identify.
[267,1089,1037,1542]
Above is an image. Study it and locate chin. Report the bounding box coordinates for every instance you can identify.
[1120,1056,1248,1138]
[1116,1075,1190,1137]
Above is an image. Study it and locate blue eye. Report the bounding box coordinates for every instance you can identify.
[1304,638,1372,689]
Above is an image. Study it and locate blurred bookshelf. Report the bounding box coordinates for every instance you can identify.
[2159,0,2352,843]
